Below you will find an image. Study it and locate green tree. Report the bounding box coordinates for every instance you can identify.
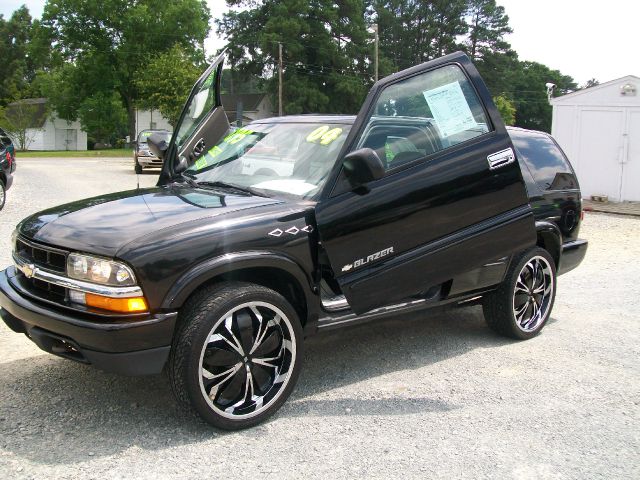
[465,0,512,60]
[0,6,52,105]
[493,94,515,125]
[218,0,371,114]
[0,100,44,150]
[369,0,467,72]
[582,78,599,89]
[135,45,202,126]
[511,61,577,132]
[41,0,211,138]
[77,92,128,145]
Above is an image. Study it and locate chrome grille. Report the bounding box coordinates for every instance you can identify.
[15,237,67,273]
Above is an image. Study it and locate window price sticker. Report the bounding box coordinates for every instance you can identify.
[423,81,477,138]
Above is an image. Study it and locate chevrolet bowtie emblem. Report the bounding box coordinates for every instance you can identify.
[21,263,36,279]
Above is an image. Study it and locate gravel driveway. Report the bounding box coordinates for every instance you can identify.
[0,158,638,479]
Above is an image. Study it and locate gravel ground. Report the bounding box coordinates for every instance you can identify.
[0,158,638,479]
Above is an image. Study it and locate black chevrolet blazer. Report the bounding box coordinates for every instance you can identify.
[0,52,587,429]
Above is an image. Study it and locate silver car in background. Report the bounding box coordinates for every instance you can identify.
[134,129,171,173]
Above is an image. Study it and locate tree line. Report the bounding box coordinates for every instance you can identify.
[0,0,582,149]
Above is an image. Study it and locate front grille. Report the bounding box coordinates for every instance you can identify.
[16,237,67,272]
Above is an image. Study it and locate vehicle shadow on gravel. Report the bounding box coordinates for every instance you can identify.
[0,305,518,464]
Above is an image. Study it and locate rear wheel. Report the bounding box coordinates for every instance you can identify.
[168,282,303,430]
[134,162,143,174]
[483,247,556,339]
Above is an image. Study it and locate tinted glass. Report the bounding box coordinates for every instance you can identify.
[360,64,490,171]
[185,122,351,199]
[511,132,577,190]
[175,68,218,149]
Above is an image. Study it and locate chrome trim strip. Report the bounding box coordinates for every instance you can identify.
[13,254,143,298]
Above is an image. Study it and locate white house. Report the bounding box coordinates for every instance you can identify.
[550,76,640,202]
[134,108,173,138]
[5,98,87,151]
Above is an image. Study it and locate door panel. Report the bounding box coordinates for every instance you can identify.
[576,109,624,201]
[621,109,640,201]
[315,52,535,315]
[159,52,229,183]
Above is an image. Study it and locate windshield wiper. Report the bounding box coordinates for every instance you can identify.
[179,171,199,188]
[195,181,268,197]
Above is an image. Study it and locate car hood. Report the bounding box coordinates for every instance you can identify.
[18,186,285,257]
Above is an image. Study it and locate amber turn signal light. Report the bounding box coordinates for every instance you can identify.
[84,293,148,313]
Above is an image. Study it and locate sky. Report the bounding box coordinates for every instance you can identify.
[2,0,638,85]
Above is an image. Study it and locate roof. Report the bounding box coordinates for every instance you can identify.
[550,75,640,104]
[5,98,48,128]
[221,93,269,112]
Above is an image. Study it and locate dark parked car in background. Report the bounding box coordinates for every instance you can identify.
[134,129,171,173]
[0,52,587,430]
[0,127,16,211]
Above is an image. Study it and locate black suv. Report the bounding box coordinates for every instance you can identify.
[0,52,587,429]
[0,127,16,210]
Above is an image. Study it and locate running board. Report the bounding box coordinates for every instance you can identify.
[318,298,428,329]
[321,294,350,312]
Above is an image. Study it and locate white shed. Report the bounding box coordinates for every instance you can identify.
[550,76,640,202]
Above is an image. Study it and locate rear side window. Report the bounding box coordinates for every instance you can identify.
[511,133,577,191]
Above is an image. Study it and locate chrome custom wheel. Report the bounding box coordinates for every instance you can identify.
[169,282,303,430]
[512,256,554,332]
[198,301,296,419]
[483,247,557,340]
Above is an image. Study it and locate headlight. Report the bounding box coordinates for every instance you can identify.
[67,253,136,286]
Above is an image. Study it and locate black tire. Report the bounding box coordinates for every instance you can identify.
[0,180,5,211]
[134,163,143,174]
[482,247,557,340]
[168,282,303,430]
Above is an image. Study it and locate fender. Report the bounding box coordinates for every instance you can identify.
[161,250,317,310]
[535,220,562,267]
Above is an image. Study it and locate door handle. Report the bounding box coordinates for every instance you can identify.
[487,148,515,170]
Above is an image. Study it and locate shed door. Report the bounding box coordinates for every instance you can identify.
[621,109,640,201]
[577,109,624,201]
[55,129,77,150]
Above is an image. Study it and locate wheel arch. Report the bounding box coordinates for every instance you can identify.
[535,220,562,268]
[162,251,319,326]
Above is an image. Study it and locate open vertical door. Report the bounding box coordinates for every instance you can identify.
[315,52,536,314]
[159,51,230,184]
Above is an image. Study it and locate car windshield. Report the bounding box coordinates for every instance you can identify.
[138,130,170,144]
[184,121,351,199]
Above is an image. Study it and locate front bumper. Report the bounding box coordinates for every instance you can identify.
[136,153,162,168]
[0,267,177,375]
[558,239,588,275]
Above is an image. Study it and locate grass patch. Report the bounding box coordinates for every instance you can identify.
[17,149,132,158]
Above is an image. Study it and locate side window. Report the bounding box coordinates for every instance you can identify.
[359,64,491,171]
[510,133,578,191]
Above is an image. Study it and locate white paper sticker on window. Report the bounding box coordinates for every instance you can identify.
[423,81,477,138]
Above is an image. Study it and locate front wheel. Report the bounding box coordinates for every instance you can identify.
[483,247,557,340]
[134,162,142,174]
[0,180,5,210]
[168,282,303,430]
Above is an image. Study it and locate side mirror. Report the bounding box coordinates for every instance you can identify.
[342,148,385,187]
[147,132,169,160]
